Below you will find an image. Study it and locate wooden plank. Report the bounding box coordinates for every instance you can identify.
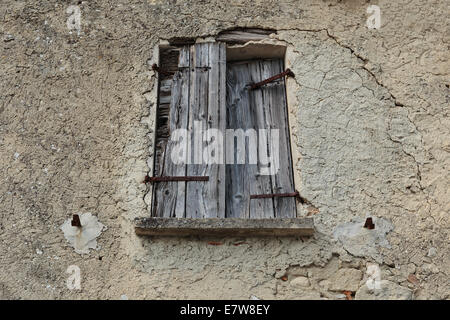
[203,42,226,218]
[186,43,208,217]
[153,46,190,217]
[263,60,297,218]
[216,29,275,44]
[225,61,274,218]
[225,62,252,218]
[135,217,314,237]
[185,43,226,218]
[152,48,180,207]
[153,75,182,217]
[227,43,286,62]
[247,61,276,218]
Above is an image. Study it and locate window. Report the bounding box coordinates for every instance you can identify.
[151,40,297,220]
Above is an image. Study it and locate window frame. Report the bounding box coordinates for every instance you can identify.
[137,32,314,237]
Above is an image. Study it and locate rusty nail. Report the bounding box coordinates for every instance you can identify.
[364,217,375,229]
[71,214,81,227]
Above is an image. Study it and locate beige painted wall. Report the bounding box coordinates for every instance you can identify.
[0,0,448,299]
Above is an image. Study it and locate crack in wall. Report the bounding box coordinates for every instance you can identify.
[274,27,431,217]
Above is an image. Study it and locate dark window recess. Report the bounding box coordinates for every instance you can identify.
[152,42,296,219]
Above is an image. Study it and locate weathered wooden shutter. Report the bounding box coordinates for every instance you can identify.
[154,46,295,219]
[225,59,296,218]
[153,43,226,218]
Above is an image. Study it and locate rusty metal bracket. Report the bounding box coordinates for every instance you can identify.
[175,66,210,70]
[249,68,295,90]
[250,191,299,199]
[144,176,209,183]
[71,214,81,227]
[364,217,375,229]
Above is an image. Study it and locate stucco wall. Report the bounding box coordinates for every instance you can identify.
[0,0,448,299]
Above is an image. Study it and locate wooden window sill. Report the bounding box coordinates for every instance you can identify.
[134,217,314,237]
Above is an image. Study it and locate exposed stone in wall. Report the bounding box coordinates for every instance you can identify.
[356,280,412,300]
[0,0,448,299]
[290,276,309,288]
[329,268,362,292]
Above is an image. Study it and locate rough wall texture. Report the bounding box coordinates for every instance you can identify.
[0,0,448,300]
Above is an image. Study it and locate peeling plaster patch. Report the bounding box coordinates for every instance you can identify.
[61,213,106,254]
[333,217,393,263]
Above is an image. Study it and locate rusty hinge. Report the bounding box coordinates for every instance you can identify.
[143,175,209,183]
[250,190,311,205]
[249,68,295,90]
